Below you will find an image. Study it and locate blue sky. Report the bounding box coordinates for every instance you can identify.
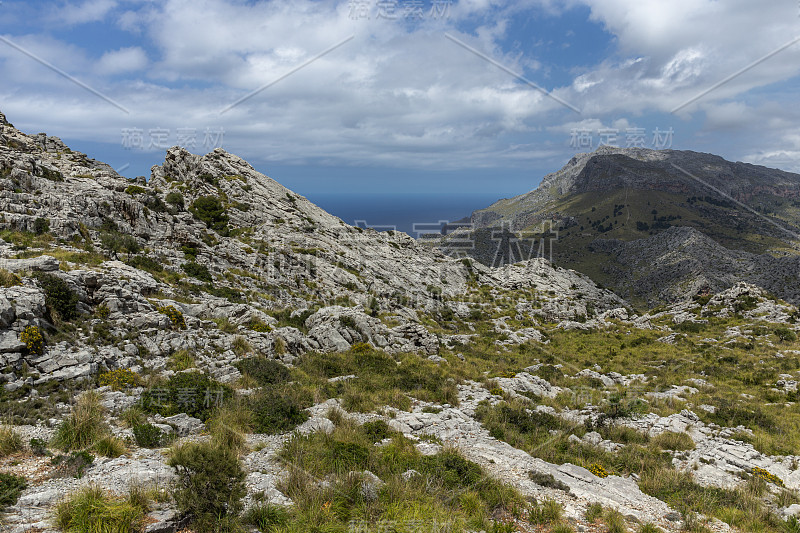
[1,0,799,199]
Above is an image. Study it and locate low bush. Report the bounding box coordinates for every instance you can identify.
[98,368,140,391]
[20,325,44,355]
[168,440,246,531]
[189,196,229,233]
[234,357,290,387]
[182,261,212,282]
[29,437,49,456]
[0,472,27,510]
[249,388,309,434]
[165,191,184,208]
[33,217,50,235]
[140,371,232,421]
[34,272,79,321]
[528,470,570,492]
[51,451,95,478]
[157,305,186,330]
[362,420,392,443]
[133,423,165,448]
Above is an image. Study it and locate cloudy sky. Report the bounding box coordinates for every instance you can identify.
[1,0,799,198]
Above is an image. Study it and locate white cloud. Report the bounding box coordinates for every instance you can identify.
[96,47,148,75]
[56,0,118,25]
[1,0,799,177]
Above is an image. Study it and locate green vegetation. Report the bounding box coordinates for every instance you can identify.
[132,423,165,448]
[92,436,127,458]
[124,185,146,195]
[33,217,50,235]
[51,391,109,451]
[0,472,27,511]
[276,417,523,532]
[168,440,246,532]
[0,425,24,456]
[182,261,212,282]
[233,357,290,386]
[34,272,79,321]
[190,195,229,233]
[54,485,148,533]
[140,371,233,421]
[0,268,22,287]
[165,190,184,208]
[99,231,141,259]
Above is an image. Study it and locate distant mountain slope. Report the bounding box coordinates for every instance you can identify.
[452,147,800,307]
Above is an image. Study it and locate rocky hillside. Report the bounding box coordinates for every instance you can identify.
[452,146,800,308]
[2,113,800,533]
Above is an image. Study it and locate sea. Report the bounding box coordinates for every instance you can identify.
[302,192,500,238]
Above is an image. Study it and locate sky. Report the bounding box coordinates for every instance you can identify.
[1,0,799,202]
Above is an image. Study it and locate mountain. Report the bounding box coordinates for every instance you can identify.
[455,146,800,307]
[2,112,800,533]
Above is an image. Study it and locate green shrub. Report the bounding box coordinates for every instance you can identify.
[182,261,212,282]
[127,255,164,273]
[775,327,798,342]
[528,469,570,492]
[140,372,232,421]
[51,391,109,451]
[33,272,78,321]
[125,185,146,195]
[51,451,95,478]
[33,217,50,235]
[233,357,290,387]
[585,502,604,521]
[99,231,141,259]
[165,191,184,208]
[362,420,392,443]
[419,449,483,489]
[133,423,165,448]
[189,196,229,233]
[250,388,309,434]
[55,485,146,533]
[0,425,24,456]
[29,437,49,456]
[168,440,246,530]
[0,472,27,510]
